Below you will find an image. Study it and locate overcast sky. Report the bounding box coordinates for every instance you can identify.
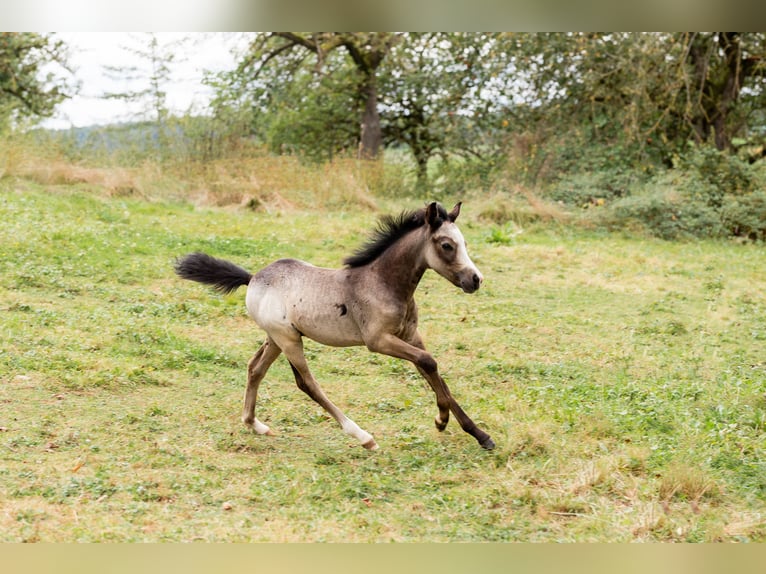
[43,33,248,130]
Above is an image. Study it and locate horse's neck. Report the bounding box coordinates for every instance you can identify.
[372,229,428,301]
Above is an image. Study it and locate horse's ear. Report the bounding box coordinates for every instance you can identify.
[448,202,462,222]
[425,202,442,229]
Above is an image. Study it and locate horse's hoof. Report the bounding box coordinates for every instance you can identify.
[362,438,379,450]
[480,436,496,450]
[247,420,275,436]
[434,417,448,432]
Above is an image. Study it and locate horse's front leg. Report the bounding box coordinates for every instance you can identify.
[367,332,495,450]
[405,331,451,432]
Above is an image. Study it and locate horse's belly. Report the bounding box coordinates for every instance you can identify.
[290,303,364,347]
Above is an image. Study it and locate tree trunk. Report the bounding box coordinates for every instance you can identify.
[712,33,744,151]
[414,150,429,189]
[359,75,382,159]
[685,32,747,152]
[686,33,713,145]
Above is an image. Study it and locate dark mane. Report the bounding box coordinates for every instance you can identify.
[344,207,430,268]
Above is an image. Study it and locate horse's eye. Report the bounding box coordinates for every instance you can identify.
[442,242,454,251]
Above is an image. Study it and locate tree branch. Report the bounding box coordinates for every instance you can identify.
[272,32,320,53]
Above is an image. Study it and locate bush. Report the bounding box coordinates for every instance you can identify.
[603,188,723,240]
[431,154,505,199]
[720,191,766,241]
[602,182,766,242]
[679,145,760,208]
[566,146,766,241]
[546,168,641,208]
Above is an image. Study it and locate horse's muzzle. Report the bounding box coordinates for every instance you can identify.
[459,271,483,294]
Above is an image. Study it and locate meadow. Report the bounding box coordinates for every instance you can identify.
[1,176,765,542]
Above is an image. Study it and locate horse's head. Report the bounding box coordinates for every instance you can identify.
[423,202,483,294]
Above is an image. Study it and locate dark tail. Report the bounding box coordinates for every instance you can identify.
[174,252,253,295]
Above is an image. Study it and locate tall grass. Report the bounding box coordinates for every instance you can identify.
[0,130,417,211]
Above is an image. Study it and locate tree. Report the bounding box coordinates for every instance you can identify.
[211,32,766,189]
[235,32,400,159]
[215,33,516,185]
[102,33,183,160]
[493,33,685,170]
[380,33,506,186]
[0,33,71,129]
[681,32,766,151]
[500,33,766,163]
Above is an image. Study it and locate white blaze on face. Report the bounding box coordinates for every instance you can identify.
[426,222,483,293]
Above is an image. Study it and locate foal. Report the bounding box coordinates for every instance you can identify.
[175,201,494,450]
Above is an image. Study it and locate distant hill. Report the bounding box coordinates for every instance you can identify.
[39,121,169,153]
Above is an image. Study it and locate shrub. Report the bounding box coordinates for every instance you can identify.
[545,168,643,208]
[431,154,505,199]
[720,191,766,241]
[679,145,760,208]
[589,147,766,241]
[603,188,723,240]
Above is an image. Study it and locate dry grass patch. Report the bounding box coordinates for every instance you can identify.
[658,462,722,509]
[184,156,379,211]
[477,186,571,229]
[1,139,381,212]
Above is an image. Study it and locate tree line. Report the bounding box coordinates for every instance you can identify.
[3,32,766,191]
[209,33,766,180]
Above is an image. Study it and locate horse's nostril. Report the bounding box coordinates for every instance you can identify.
[472,274,481,288]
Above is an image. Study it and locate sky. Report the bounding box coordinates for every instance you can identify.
[42,33,248,130]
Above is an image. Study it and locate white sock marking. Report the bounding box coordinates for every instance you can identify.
[341,418,374,445]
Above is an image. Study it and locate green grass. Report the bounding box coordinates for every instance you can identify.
[1,179,765,542]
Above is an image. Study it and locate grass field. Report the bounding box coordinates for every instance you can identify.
[1,178,765,542]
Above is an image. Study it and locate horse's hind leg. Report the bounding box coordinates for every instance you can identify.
[242,337,281,435]
[276,336,378,450]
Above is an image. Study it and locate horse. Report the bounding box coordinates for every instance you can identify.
[174,201,495,451]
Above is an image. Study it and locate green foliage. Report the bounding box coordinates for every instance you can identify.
[679,145,761,207]
[210,33,523,186]
[508,33,766,161]
[485,224,519,245]
[0,33,72,129]
[9,32,766,244]
[211,33,397,162]
[606,189,723,240]
[720,191,766,241]
[198,32,766,185]
[380,33,516,186]
[538,142,766,242]
[546,168,640,208]
[263,64,362,162]
[491,34,681,171]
